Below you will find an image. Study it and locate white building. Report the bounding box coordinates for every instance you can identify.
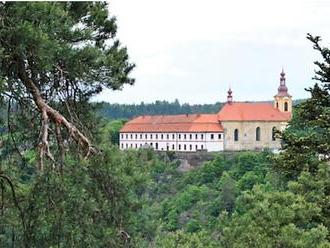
[120,114,224,152]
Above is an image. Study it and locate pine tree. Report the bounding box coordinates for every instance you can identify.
[0,2,135,169]
[274,34,330,179]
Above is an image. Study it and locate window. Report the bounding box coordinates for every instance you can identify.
[172,144,175,150]
[145,134,147,139]
[130,134,133,139]
[135,134,137,139]
[130,144,133,148]
[211,134,214,139]
[201,134,204,139]
[179,144,181,150]
[172,134,175,139]
[140,134,142,139]
[256,127,260,141]
[161,134,164,139]
[179,134,181,139]
[150,142,153,147]
[184,134,186,139]
[167,134,169,139]
[155,143,158,150]
[190,144,192,151]
[195,145,198,150]
[218,134,221,139]
[201,145,204,150]
[135,144,137,148]
[121,134,123,139]
[184,144,187,150]
[126,134,128,139]
[140,144,142,147]
[190,134,192,140]
[234,129,239,141]
[156,134,158,139]
[150,134,153,139]
[272,127,276,141]
[126,144,128,148]
[121,143,123,149]
[276,102,279,108]
[195,134,198,139]
[166,145,169,151]
[284,102,288,111]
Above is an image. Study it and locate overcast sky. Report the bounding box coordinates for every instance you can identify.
[95,0,330,104]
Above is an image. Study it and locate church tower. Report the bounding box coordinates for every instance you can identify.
[274,69,292,113]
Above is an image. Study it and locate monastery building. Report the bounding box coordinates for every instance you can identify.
[119,70,292,152]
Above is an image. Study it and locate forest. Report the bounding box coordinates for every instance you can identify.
[95,99,306,120]
[0,2,329,247]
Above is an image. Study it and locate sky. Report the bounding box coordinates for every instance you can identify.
[95,0,330,104]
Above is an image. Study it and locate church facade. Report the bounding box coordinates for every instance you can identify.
[119,70,292,152]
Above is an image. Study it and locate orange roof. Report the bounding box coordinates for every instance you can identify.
[217,102,291,121]
[120,114,223,133]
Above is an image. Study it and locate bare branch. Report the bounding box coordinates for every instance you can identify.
[38,109,55,170]
[16,57,97,170]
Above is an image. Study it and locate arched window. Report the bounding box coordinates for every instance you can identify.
[256,127,261,141]
[272,127,276,141]
[284,102,288,112]
[234,129,239,141]
[276,102,279,109]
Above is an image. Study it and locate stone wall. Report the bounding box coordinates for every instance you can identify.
[222,121,287,151]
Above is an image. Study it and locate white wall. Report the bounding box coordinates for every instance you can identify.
[119,132,224,152]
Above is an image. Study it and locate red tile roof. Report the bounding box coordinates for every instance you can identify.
[120,114,223,133]
[217,102,291,121]
[120,102,291,133]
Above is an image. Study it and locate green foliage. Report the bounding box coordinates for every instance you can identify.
[95,100,223,119]
[154,230,218,248]
[220,185,329,248]
[274,35,330,179]
[98,119,127,146]
[0,2,135,97]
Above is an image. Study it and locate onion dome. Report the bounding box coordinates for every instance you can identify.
[276,69,290,97]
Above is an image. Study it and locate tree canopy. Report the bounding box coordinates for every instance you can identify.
[0,2,134,169]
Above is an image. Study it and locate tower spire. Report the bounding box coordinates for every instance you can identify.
[276,69,289,97]
[274,68,292,113]
[227,87,233,104]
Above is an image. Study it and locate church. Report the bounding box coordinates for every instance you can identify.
[119,70,292,152]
